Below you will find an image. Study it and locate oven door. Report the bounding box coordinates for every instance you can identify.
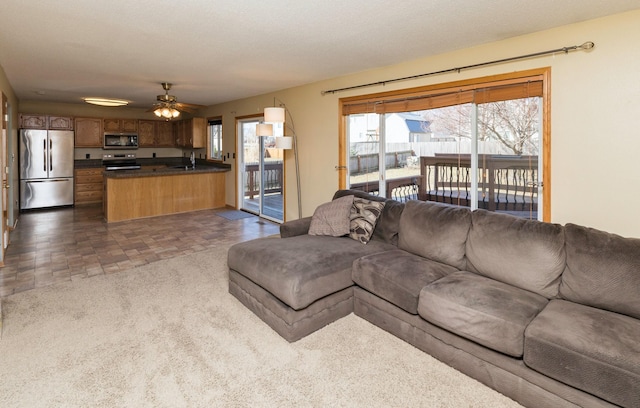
[104,164,141,171]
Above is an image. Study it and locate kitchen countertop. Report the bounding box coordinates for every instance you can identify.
[74,157,231,177]
[103,163,230,179]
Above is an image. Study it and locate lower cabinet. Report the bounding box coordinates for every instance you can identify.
[74,168,104,205]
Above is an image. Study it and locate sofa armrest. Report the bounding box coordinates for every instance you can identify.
[280,216,313,238]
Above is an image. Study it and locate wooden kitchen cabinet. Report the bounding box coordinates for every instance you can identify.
[104,171,225,222]
[19,114,74,130]
[138,120,156,147]
[138,120,175,147]
[175,117,205,148]
[74,168,104,205]
[156,121,174,147]
[48,116,74,130]
[104,118,138,132]
[19,114,47,129]
[74,117,103,147]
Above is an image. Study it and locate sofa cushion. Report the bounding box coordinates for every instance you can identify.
[349,197,385,244]
[333,190,404,245]
[308,194,354,237]
[398,200,471,270]
[280,216,312,238]
[418,271,548,357]
[466,210,566,298]
[228,234,395,310]
[352,249,457,314]
[559,223,640,319]
[372,199,404,245]
[524,299,640,407]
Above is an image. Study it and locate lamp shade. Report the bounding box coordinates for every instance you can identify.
[275,136,293,149]
[264,107,285,123]
[256,123,273,136]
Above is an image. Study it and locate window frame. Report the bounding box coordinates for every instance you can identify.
[207,117,223,162]
[338,68,551,221]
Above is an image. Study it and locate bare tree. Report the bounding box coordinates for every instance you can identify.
[423,98,539,155]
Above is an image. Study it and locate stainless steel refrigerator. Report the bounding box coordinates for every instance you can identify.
[20,129,74,210]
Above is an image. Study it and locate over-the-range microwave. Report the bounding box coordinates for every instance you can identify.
[104,133,138,149]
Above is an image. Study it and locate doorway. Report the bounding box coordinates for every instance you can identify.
[237,117,284,223]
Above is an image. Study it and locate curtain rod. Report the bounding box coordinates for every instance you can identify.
[321,41,594,95]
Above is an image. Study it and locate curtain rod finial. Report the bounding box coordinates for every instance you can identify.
[579,41,595,50]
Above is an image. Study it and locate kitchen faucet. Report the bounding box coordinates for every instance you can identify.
[190,151,195,169]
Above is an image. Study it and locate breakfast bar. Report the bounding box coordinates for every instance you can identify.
[103,164,230,223]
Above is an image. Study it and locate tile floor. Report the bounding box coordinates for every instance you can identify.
[0,205,280,297]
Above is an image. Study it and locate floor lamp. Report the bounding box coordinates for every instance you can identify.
[257,101,302,219]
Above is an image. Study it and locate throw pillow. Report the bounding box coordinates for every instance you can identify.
[350,197,386,244]
[308,195,354,236]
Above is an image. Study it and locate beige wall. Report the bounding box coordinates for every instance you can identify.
[200,10,640,238]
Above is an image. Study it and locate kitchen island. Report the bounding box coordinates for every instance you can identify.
[103,163,230,223]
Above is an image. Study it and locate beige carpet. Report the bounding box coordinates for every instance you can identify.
[0,245,522,408]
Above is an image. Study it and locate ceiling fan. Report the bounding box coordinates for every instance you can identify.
[150,82,204,119]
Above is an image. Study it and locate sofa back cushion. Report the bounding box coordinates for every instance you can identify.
[333,190,404,245]
[466,210,566,298]
[559,223,640,319]
[398,200,471,270]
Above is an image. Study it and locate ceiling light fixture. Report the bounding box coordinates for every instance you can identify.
[154,106,180,119]
[84,97,129,107]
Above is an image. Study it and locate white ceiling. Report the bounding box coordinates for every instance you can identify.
[1,1,638,110]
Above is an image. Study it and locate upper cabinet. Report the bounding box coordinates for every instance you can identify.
[21,114,203,150]
[156,121,174,147]
[138,120,156,147]
[175,117,205,149]
[19,114,47,129]
[74,117,103,147]
[48,116,74,130]
[138,120,176,147]
[20,114,73,130]
[104,118,138,133]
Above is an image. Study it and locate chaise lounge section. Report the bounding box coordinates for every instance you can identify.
[228,190,640,408]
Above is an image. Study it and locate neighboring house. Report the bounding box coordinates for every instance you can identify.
[348,112,431,143]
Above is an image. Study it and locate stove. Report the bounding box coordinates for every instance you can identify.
[102,153,141,171]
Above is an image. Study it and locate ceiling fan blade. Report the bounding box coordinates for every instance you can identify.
[176,102,205,109]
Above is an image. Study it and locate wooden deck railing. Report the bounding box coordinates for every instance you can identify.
[350,176,423,203]
[244,162,283,199]
[244,155,538,217]
[419,154,538,213]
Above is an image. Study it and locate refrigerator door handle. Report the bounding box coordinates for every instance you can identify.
[43,139,47,172]
[49,139,53,171]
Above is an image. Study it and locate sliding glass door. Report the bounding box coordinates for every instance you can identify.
[342,69,548,221]
[238,118,284,223]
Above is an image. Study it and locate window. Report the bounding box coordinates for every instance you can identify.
[339,68,550,221]
[208,118,223,161]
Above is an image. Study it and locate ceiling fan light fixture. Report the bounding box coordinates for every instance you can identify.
[154,106,180,119]
[84,97,129,107]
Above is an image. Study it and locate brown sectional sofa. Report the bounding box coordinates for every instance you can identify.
[227,190,640,408]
